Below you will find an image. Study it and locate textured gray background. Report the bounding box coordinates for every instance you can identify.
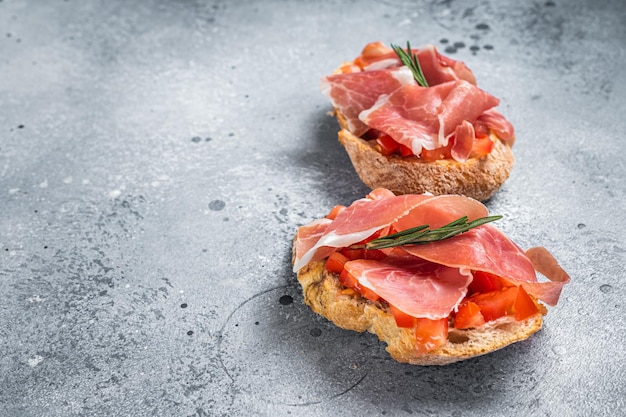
[1,0,625,416]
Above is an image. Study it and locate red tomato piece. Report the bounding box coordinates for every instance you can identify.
[471,136,495,157]
[414,318,448,354]
[420,143,453,161]
[513,286,540,321]
[454,300,485,329]
[356,284,380,302]
[398,143,414,157]
[339,268,358,289]
[469,270,507,294]
[470,287,518,322]
[340,247,365,261]
[325,251,349,274]
[389,304,415,328]
[376,135,400,156]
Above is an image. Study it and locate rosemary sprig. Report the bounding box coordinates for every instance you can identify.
[353,215,502,250]
[391,41,429,87]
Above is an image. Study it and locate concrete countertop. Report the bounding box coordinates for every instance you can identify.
[1,0,625,416]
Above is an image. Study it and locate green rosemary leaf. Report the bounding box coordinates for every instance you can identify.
[362,215,502,250]
[391,41,429,87]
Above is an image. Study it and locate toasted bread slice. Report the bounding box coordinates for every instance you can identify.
[296,257,543,366]
[337,126,514,202]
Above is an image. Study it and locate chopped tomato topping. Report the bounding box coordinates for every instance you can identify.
[469,286,539,322]
[420,142,453,161]
[453,300,485,329]
[471,136,495,158]
[376,135,400,156]
[513,286,540,321]
[325,251,349,274]
[357,285,380,302]
[398,143,414,157]
[469,270,509,294]
[340,247,365,261]
[338,268,380,302]
[414,318,448,354]
[338,268,358,288]
[389,304,416,328]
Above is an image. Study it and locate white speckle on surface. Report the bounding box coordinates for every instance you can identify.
[39,180,48,188]
[109,189,121,198]
[9,188,19,194]
[151,181,160,187]
[63,176,73,184]
[82,179,90,185]
[27,355,44,367]
[27,295,44,303]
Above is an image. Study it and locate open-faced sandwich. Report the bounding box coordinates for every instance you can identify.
[321,41,516,201]
[292,189,570,365]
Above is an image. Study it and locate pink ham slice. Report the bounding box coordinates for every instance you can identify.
[343,256,473,320]
[401,225,570,306]
[293,191,489,272]
[475,108,516,146]
[353,42,477,85]
[321,67,415,136]
[359,80,500,158]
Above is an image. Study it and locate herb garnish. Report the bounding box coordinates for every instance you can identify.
[391,41,429,87]
[352,215,502,250]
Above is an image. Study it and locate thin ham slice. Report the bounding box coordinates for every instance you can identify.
[401,225,570,306]
[321,67,415,136]
[293,191,489,272]
[352,42,476,85]
[359,81,500,158]
[475,108,516,146]
[344,256,473,320]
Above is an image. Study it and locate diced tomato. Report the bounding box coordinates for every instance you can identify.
[340,247,365,261]
[470,287,517,321]
[398,143,414,157]
[414,318,448,354]
[453,300,485,329]
[471,136,495,157]
[357,285,380,302]
[325,205,345,220]
[513,286,540,321]
[376,135,400,156]
[468,270,507,294]
[338,268,358,289]
[469,286,540,322]
[338,268,380,302]
[325,251,349,274]
[389,304,416,328]
[420,142,453,161]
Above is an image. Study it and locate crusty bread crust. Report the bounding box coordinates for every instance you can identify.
[337,127,514,202]
[296,257,543,366]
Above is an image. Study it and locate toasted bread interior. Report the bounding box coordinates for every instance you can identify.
[296,258,543,366]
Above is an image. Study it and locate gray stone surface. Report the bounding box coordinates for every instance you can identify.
[1,0,625,416]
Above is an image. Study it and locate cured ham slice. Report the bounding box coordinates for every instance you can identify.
[401,225,570,306]
[351,42,476,85]
[475,108,516,146]
[293,191,489,273]
[344,256,473,320]
[360,81,500,157]
[321,67,415,137]
[293,192,432,272]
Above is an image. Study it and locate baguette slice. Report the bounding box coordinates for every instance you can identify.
[296,257,543,366]
[336,112,514,202]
